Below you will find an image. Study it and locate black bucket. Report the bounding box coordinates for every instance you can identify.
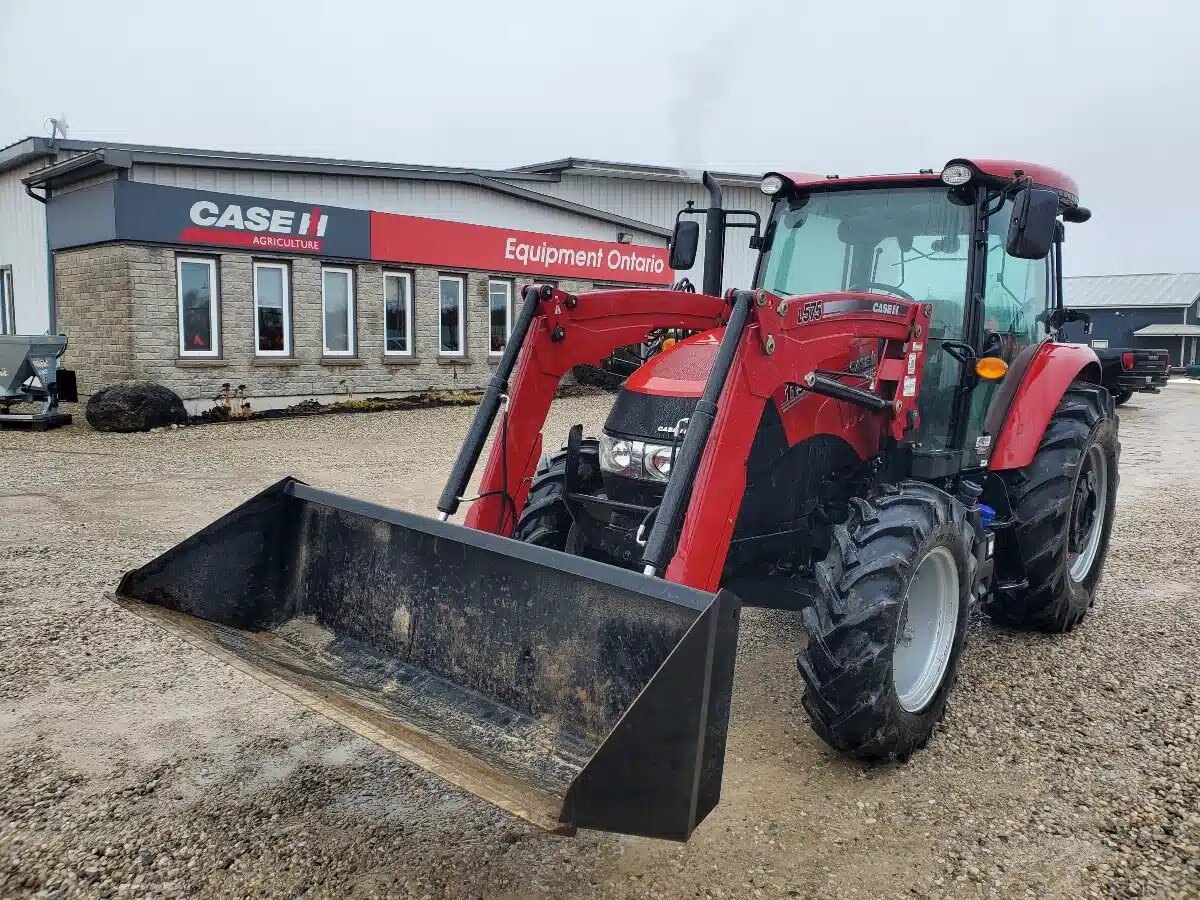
[114,478,740,840]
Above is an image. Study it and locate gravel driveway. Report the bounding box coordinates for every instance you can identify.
[1,383,1198,900]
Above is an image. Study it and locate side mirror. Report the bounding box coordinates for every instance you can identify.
[669,220,699,270]
[1006,187,1058,259]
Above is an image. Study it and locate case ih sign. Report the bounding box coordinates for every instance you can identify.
[51,182,670,285]
[112,182,371,258]
[183,200,331,253]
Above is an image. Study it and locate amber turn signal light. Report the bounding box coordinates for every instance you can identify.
[975,356,1008,380]
[661,338,678,351]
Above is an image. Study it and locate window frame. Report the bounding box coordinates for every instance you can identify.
[176,255,220,358]
[252,260,292,357]
[0,266,14,334]
[383,270,415,357]
[438,273,467,358]
[321,266,357,357]
[487,278,513,357]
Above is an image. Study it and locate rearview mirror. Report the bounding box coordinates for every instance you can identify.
[669,220,699,270]
[1006,187,1058,259]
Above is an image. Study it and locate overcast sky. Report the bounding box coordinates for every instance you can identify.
[2,0,1195,277]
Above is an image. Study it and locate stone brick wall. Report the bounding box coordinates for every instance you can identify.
[54,245,136,395]
[55,241,610,409]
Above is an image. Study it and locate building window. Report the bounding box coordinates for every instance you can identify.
[439,275,465,356]
[253,262,291,356]
[384,272,414,356]
[177,256,219,356]
[322,267,356,356]
[488,279,513,355]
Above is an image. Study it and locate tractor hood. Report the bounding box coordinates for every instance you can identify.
[604,330,721,440]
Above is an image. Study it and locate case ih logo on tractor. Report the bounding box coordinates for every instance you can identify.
[183,199,330,252]
[118,160,1114,842]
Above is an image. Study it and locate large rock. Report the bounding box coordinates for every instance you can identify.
[86,381,188,432]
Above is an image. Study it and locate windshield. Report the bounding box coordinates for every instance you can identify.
[756,184,1055,456]
[758,186,975,449]
[758,186,973,336]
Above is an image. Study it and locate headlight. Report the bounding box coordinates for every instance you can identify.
[940,163,973,186]
[760,173,785,196]
[646,445,674,479]
[600,435,635,476]
[599,434,676,482]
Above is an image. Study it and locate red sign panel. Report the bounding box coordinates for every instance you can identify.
[370,211,671,286]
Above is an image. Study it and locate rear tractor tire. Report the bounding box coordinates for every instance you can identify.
[512,439,601,551]
[797,482,976,761]
[986,381,1119,632]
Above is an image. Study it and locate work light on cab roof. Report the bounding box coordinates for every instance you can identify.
[940,163,974,186]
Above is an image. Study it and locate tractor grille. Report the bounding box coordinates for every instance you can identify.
[604,390,698,441]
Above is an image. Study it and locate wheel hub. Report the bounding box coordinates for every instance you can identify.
[1068,444,1109,583]
[892,546,960,714]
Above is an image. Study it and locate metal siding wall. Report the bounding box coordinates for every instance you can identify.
[52,170,121,196]
[129,165,665,247]
[1063,307,1189,363]
[0,162,50,333]
[518,175,771,289]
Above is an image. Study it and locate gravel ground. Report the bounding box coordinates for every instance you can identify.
[1,383,1199,900]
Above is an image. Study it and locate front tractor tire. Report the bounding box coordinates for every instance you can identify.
[986,382,1119,632]
[797,482,976,761]
[512,439,600,550]
[1114,389,1133,406]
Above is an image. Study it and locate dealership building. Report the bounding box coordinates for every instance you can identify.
[0,136,767,410]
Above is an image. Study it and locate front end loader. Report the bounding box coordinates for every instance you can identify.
[116,158,1118,840]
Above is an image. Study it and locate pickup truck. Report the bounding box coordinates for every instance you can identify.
[1092,346,1170,405]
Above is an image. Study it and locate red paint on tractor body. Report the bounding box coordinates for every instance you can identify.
[779,159,1079,204]
[624,331,719,398]
[465,287,931,593]
[988,342,1102,471]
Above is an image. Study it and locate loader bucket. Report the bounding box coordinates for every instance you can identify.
[115,478,739,840]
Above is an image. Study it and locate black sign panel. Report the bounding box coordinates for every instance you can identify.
[47,181,372,258]
[115,181,371,258]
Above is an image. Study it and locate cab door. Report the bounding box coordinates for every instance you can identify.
[961,207,1054,467]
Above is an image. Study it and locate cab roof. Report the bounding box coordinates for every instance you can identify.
[777,159,1079,206]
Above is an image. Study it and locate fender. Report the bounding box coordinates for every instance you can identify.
[988,342,1103,471]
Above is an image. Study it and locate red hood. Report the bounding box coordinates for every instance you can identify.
[623,330,723,399]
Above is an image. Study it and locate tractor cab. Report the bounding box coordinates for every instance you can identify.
[754,163,1076,468]
[598,161,1084,509]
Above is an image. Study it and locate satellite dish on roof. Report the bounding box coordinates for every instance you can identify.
[45,115,69,140]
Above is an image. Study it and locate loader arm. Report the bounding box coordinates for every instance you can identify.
[454,286,729,534]
[646,290,935,591]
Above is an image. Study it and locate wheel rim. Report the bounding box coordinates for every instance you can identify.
[1069,443,1109,583]
[892,546,960,714]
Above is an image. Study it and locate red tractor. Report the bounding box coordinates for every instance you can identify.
[118,158,1117,841]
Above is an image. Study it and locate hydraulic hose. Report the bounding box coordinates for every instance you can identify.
[437,285,545,518]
